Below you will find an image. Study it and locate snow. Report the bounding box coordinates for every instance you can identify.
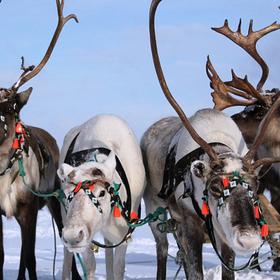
[2,208,280,279]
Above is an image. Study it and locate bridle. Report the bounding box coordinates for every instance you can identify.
[0,98,30,177]
[66,180,105,214]
[0,97,18,141]
[203,171,268,234]
[191,170,268,271]
[63,155,139,249]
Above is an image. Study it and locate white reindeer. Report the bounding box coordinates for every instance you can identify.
[57,114,146,279]
[140,1,280,279]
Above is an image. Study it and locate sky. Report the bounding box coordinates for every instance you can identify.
[0,0,280,146]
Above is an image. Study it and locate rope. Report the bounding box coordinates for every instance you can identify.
[76,253,88,280]
[18,158,65,201]
[173,264,182,280]
[128,207,167,228]
[52,216,57,280]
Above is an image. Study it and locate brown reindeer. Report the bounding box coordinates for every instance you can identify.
[0,1,80,279]
[207,19,280,270]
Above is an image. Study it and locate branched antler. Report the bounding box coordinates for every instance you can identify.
[243,96,280,172]
[19,56,35,78]
[209,19,280,171]
[212,19,280,91]
[206,57,258,110]
[11,0,78,92]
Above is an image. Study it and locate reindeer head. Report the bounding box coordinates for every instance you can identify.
[58,152,117,253]
[150,0,280,255]
[0,0,77,172]
[190,152,263,255]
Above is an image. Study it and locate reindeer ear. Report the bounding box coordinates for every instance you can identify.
[57,163,75,183]
[16,87,33,109]
[190,160,210,179]
[102,152,116,182]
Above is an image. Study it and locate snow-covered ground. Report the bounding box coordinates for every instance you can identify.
[2,207,280,279]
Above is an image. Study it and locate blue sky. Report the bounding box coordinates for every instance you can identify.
[0,0,280,145]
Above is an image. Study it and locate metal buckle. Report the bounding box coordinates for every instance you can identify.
[91,243,99,253]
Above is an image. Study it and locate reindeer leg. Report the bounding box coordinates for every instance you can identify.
[81,247,96,280]
[149,220,168,280]
[62,247,73,280]
[113,243,127,280]
[104,239,114,280]
[16,202,38,280]
[221,242,235,280]
[176,216,204,280]
[0,215,4,280]
[145,194,168,280]
[17,246,26,280]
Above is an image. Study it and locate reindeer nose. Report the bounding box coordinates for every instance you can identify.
[62,226,87,247]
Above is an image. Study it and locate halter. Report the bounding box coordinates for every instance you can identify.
[194,171,267,271]
[66,180,103,213]
[202,171,268,239]
[161,144,268,271]
[64,178,139,249]
[0,97,18,141]
[66,179,138,222]
[0,101,30,176]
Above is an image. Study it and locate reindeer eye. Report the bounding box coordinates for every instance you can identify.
[99,190,106,197]
[92,168,103,177]
[209,184,222,196]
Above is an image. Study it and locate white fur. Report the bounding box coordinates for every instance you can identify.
[173,109,248,162]
[59,114,146,279]
[142,109,262,279]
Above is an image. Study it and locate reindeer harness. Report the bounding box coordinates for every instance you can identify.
[63,134,139,249]
[161,143,267,271]
[0,98,46,178]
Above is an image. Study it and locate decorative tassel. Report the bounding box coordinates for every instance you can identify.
[12,138,20,150]
[113,206,121,218]
[201,201,209,216]
[223,177,229,188]
[88,184,95,192]
[15,122,23,134]
[261,224,269,238]
[74,182,83,193]
[254,206,260,219]
[130,211,138,220]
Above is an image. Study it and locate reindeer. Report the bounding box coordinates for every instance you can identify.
[206,19,280,270]
[0,1,79,279]
[141,1,280,279]
[57,114,146,279]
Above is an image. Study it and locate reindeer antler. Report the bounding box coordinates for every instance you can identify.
[212,19,280,91]
[11,0,78,92]
[209,19,280,172]
[150,0,220,163]
[243,96,280,172]
[206,56,258,110]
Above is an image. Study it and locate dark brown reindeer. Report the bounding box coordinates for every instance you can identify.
[207,19,280,270]
[0,1,80,279]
